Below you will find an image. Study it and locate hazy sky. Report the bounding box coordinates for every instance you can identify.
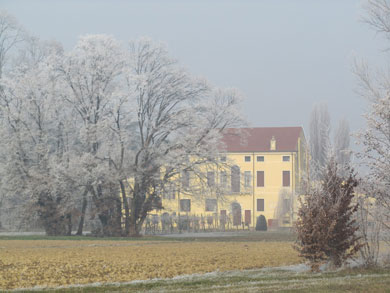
[1,0,387,138]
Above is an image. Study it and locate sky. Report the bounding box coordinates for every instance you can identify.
[1,0,387,140]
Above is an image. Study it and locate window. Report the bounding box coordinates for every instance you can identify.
[207,171,215,187]
[283,156,290,162]
[257,199,264,211]
[245,210,251,225]
[220,171,227,188]
[220,155,226,162]
[257,156,264,162]
[182,171,190,189]
[283,171,290,187]
[257,171,264,187]
[231,165,240,193]
[205,198,217,212]
[244,171,251,188]
[245,156,251,162]
[180,199,191,212]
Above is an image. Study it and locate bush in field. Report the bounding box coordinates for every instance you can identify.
[256,215,267,231]
[294,160,362,271]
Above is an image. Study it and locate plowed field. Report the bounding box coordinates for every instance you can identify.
[0,239,301,289]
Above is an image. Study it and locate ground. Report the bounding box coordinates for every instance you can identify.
[0,231,389,292]
[55,267,390,292]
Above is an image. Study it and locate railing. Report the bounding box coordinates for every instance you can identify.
[143,213,252,235]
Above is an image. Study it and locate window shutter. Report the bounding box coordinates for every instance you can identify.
[283,171,290,187]
[257,171,264,187]
[257,199,264,211]
[245,210,251,225]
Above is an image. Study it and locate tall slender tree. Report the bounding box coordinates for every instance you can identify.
[309,103,331,179]
[334,118,351,171]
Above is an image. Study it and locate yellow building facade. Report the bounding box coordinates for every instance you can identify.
[156,127,308,229]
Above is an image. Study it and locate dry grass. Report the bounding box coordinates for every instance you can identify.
[0,239,301,290]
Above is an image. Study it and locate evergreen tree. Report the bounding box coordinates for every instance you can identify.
[294,160,362,271]
[256,215,267,231]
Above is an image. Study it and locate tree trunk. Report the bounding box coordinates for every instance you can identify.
[91,184,122,237]
[76,190,88,236]
[66,213,72,236]
[37,193,68,236]
[119,180,130,236]
[129,219,144,237]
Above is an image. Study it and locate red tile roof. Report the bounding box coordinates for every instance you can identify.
[220,127,304,152]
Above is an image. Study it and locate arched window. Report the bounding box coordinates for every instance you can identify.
[231,165,240,193]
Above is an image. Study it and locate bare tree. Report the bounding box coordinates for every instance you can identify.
[334,118,351,172]
[356,183,383,267]
[0,10,26,229]
[0,45,73,235]
[363,0,390,38]
[0,10,25,78]
[309,103,331,179]
[0,31,244,237]
[355,0,390,241]
[113,39,244,236]
[55,34,126,236]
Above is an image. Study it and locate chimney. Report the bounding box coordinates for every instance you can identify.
[270,136,276,151]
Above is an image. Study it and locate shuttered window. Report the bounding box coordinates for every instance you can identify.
[257,199,264,211]
[257,171,264,187]
[245,210,251,225]
[283,171,290,187]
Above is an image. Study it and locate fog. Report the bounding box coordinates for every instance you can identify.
[1,0,387,137]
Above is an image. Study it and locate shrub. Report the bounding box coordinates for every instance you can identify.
[256,215,267,231]
[294,160,362,271]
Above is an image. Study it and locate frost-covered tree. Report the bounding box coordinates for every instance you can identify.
[355,0,390,235]
[0,11,27,229]
[0,28,244,236]
[0,10,25,78]
[55,35,127,236]
[112,39,244,236]
[363,0,390,37]
[0,43,74,235]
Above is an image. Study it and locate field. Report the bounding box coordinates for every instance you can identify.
[0,232,301,290]
[1,232,389,292]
